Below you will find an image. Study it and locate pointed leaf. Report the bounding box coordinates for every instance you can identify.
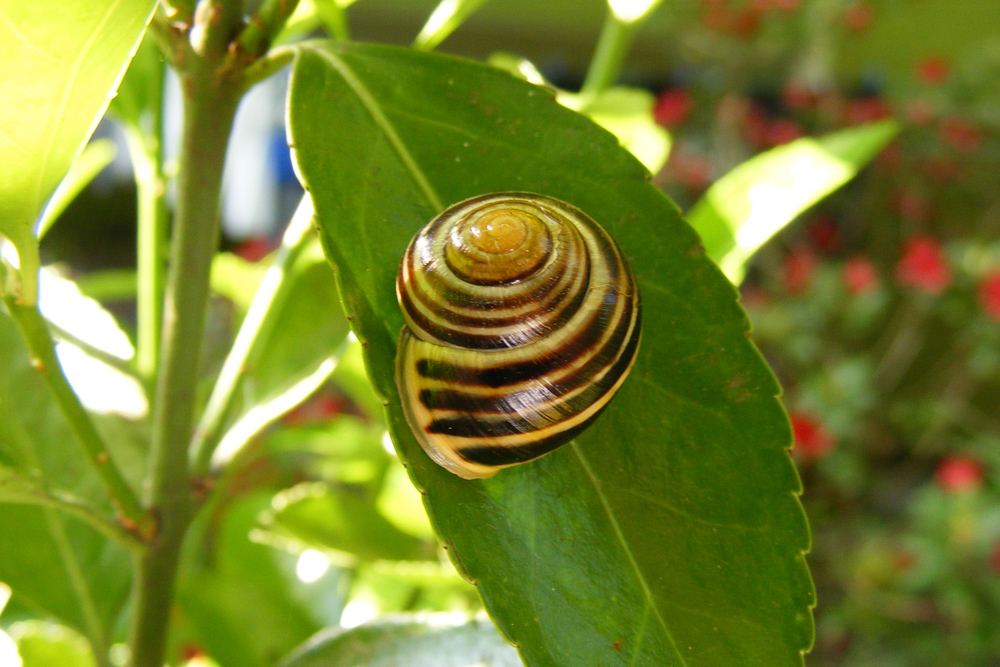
[279,616,521,667]
[289,42,813,667]
[0,0,156,303]
[688,119,899,282]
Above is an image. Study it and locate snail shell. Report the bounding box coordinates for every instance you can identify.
[395,193,641,480]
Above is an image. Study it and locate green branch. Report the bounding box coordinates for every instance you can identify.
[2,297,150,533]
[128,2,245,663]
[123,81,168,384]
[191,196,315,474]
[3,484,145,550]
[579,13,638,105]
[235,0,302,61]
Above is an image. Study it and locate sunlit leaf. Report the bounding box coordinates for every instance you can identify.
[289,42,813,667]
[414,0,493,51]
[177,494,323,667]
[9,622,96,667]
[0,312,134,642]
[688,119,899,283]
[35,140,117,241]
[0,0,157,304]
[488,55,670,173]
[279,616,521,667]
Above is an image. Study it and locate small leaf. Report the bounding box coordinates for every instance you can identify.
[0,0,157,304]
[687,119,899,282]
[278,616,521,667]
[9,622,96,667]
[414,0,493,51]
[178,494,323,667]
[261,481,434,563]
[36,140,117,240]
[0,310,133,640]
[289,42,813,667]
[577,86,671,173]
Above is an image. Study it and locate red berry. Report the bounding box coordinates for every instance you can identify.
[843,256,879,294]
[915,56,951,85]
[935,456,983,492]
[903,97,937,126]
[782,81,815,109]
[766,118,804,146]
[978,270,1000,321]
[790,412,834,459]
[733,7,764,37]
[895,236,951,294]
[843,3,873,32]
[843,97,891,125]
[784,246,817,294]
[807,216,840,253]
[233,237,275,263]
[939,117,982,153]
[653,88,693,128]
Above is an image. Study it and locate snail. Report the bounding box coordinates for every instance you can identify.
[394,193,641,480]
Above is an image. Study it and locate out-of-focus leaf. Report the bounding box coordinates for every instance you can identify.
[290,42,813,667]
[277,0,361,43]
[579,87,671,173]
[260,482,434,563]
[0,311,134,644]
[35,140,116,241]
[330,337,383,420]
[414,0,493,51]
[9,622,95,667]
[377,459,435,540]
[73,269,137,302]
[278,616,521,667]
[209,240,351,466]
[177,494,322,667]
[0,0,157,304]
[106,33,163,132]
[266,415,388,485]
[688,120,899,282]
[488,54,670,173]
[211,252,268,311]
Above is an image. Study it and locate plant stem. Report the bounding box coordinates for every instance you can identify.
[5,486,145,550]
[190,196,315,474]
[579,12,637,106]
[241,45,296,92]
[233,0,302,62]
[127,18,243,664]
[2,297,149,531]
[124,56,168,384]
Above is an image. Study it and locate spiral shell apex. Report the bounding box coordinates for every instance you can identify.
[395,193,641,480]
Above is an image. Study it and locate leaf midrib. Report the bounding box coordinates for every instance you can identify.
[312,45,443,213]
[572,442,689,667]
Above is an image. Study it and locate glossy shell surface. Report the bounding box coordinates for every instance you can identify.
[395,193,641,479]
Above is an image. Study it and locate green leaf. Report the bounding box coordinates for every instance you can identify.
[279,617,521,667]
[414,0,493,51]
[261,481,434,563]
[575,86,671,173]
[177,494,323,667]
[289,42,813,667]
[0,0,157,304]
[211,252,268,311]
[9,622,96,667]
[487,54,670,173]
[0,311,132,644]
[35,139,117,241]
[687,120,899,283]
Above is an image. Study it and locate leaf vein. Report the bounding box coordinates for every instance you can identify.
[571,443,690,667]
[314,47,443,212]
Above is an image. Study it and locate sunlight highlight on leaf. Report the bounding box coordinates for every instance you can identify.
[687,119,899,283]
